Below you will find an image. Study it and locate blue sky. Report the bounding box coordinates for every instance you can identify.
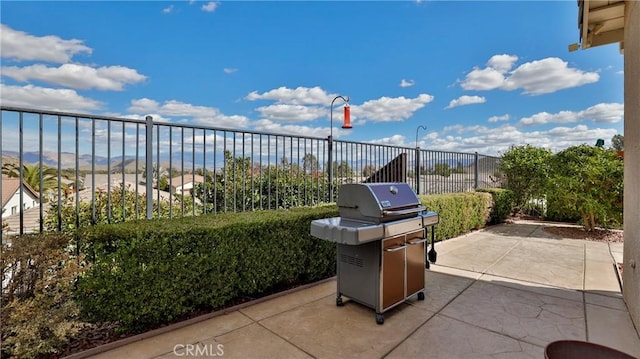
[0,1,624,156]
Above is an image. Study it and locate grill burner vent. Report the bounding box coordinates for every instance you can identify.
[340,254,364,267]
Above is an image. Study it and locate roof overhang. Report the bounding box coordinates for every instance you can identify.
[570,0,626,52]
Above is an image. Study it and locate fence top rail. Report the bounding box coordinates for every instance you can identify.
[1,105,147,125]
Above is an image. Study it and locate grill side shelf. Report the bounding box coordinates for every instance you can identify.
[310,217,385,245]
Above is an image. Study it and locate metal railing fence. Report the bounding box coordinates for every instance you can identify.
[1,106,502,236]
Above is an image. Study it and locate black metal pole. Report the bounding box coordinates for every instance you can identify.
[416,147,420,195]
[329,95,349,202]
[415,125,427,195]
[474,151,479,190]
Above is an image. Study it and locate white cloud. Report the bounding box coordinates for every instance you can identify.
[460,67,506,91]
[519,102,623,126]
[581,103,625,123]
[354,94,434,122]
[461,55,599,95]
[399,79,415,88]
[425,123,617,155]
[0,84,102,112]
[245,86,431,125]
[128,98,250,128]
[201,2,218,12]
[245,86,333,105]
[251,119,347,138]
[443,124,487,134]
[445,95,486,109]
[0,24,92,63]
[487,54,518,72]
[519,111,575,126]
[255,104,326,122]
[162,5,174,13]
[504,58,599,95]
[223,67,238,74]
[2,63,146,91]
[488,114,510,123]
[367,134,407,147]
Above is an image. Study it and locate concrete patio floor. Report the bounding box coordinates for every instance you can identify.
[82,221,640,358]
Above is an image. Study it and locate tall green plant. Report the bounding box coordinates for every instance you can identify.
[547,144,623,230]
[44,184,199,232]
[194,151,332,212]
[500,145,552,211]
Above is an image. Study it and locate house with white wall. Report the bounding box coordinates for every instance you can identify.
[1,177,40,218]
[170,174,205,196]
[80,173,171,202]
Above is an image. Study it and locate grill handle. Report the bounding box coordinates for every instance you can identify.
[381,205,427,217]
[385,245,407,252]
[407,238,427,245]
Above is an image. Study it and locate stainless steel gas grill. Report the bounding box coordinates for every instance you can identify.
[310,183,439,324]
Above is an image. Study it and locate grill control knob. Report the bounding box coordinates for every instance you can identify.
[390,186,398,194]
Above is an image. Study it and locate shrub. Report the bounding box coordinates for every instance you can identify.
[1,233,87,358]
[500,145,552,211]
[547,145,623,230]
[420,192,491,241]
[476,188,515,224]
[44,184,199,233]
[545,197,581,223]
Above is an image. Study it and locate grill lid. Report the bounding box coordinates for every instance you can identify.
[337,183,425,223]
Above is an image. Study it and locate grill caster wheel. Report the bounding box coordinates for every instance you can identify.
[336,297,344,307]
[417,292,425,301]
[376,314,384,325]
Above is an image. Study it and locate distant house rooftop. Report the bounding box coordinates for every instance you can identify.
[169,174,205,187]
[82,174,142,189]
[1,177,40,209]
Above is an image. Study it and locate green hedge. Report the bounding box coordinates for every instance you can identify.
[76,205,338,333]
[476,188,515,224]
[419,192,492,241]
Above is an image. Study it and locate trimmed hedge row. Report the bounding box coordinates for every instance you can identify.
[420,192,491,241]
[76,189,513,334]
[476,188,515,224]
[77,205,338,333]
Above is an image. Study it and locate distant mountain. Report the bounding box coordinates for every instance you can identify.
[3,150,105,169]
[2,154,19,167]
[2,150,195,171]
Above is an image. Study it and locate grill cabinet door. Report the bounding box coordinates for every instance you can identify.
[382,235,406,310]
[406,229,426,296]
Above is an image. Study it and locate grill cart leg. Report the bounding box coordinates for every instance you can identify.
[336,295,344,307]
[376,313,384,325]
